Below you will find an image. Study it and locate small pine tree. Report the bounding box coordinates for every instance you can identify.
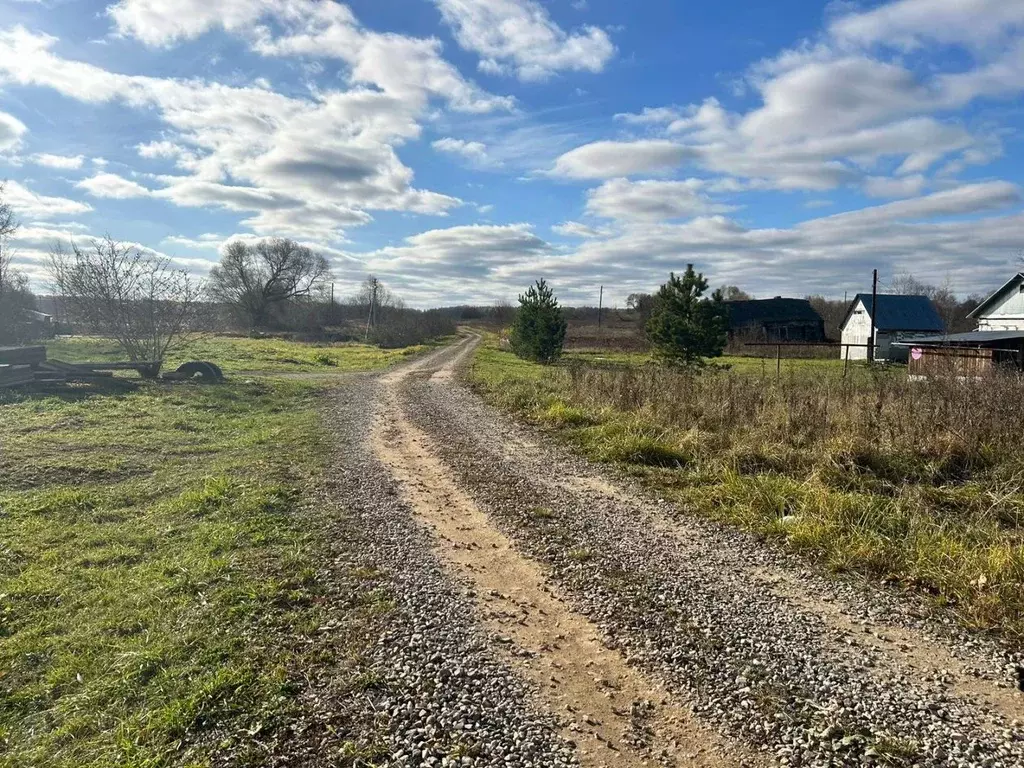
[510,279,567,364]
[646,265,728,367]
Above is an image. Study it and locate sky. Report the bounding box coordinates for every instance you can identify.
[1,0,1023,308]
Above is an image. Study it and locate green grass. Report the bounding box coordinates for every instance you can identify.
[563,347,885,382]
[44,335,430,374]
[0,378,377,767]
[469,338,1024,640]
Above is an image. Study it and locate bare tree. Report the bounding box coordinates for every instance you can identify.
[489,298,516,325]
[887,271,977,333]
[806,295,849,341]
[0,182,18,298]
[0,183,38,344]
[49,237,202,367]
[208,238,331,330]
[718,285,752,301]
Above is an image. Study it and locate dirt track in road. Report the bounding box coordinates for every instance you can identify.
[367,333,1024,767]
[374,347,747,767]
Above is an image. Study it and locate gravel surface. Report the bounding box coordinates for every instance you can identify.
[395,336,1024,768]
[319,373,578,767]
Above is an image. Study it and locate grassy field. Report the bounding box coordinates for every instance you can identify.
[469,339,1024,640]
[0,344,404,766]
[44,335,430,374]
[567,349,853,373]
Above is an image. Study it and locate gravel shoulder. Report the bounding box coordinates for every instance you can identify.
[385,333,1024,767]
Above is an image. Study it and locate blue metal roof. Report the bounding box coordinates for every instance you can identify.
[848,294,944,332]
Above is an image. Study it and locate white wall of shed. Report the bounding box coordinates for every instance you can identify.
[976,283,1024,330]
[841,299,872,359]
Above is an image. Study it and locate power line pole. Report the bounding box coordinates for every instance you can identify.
[597,285,603,332]
[868,268,878,362]
[364,277,378,340]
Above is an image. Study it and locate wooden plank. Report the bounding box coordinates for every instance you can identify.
[0,346,47,366]
[63,361,160,372]
[38,361,113,378]
[50,359,162,379]
[0,365,35,387]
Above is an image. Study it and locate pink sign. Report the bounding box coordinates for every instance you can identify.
[911,347,923,361]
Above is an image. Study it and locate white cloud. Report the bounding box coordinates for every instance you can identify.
[433,0,615,81]
[739,56,932,144]
[0,26,468,243]
[863,174,927,199]
[352,222,552,304]
[551,220,613,239]
[562,1,1024,199]
[433,137,489,162]
[107,1,514,114]
[830,0,1024,50]
[810,181,1019,228]
[551,140,695,179]
[31,153,86,169]
[161,232,225,249]
[585,178,736,222]
[340,180,1024,306]
[108,0,280,46]
[2,180,92,218]
[76,172,152,198]
[614,106,684,125]
[0,110,27,151]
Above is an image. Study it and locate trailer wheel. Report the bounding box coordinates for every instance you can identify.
[171,361,224,381]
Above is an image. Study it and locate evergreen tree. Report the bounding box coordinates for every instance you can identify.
[646,265,728,367]
[510,279,567,364]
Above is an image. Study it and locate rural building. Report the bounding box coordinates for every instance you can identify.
[967,272,1024,330]
[725,298,825,342]
[899,330,1024,377]
[840,294,943,362]
[892,273,1024,376]
[23,310,55,340]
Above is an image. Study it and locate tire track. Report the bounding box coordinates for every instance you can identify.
[373,335,752,768]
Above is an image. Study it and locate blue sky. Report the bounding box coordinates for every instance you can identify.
[1,0,1023,307]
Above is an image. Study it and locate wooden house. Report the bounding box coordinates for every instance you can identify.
[840,294,943,362]
[725,298,825,343]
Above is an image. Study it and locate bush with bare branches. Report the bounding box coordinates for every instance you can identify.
[49,237,202,367]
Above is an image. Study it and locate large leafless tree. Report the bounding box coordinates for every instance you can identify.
[208,238,331,330]
[49,237,202,365]
[0,183,19,299]
[0,183,37,344]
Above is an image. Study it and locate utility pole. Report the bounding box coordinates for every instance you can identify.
[867,269,878,362]
[364,277,378,340]
[330,282,335,326]
[597,285,603,332]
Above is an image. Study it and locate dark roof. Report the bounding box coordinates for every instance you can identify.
[895,330,1024,346]
[843,294,943,332]
[725,298,822,327]
[967,273,1024,318]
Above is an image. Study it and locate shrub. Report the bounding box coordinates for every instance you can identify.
[510,279,567,365]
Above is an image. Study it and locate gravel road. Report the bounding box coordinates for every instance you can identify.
[319,334,1024,767]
